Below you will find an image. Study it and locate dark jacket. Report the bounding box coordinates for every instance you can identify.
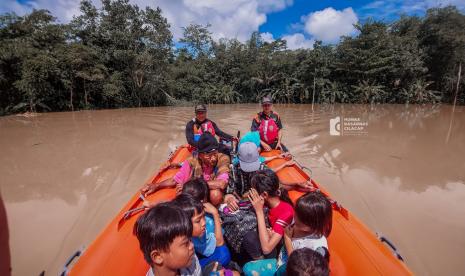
[185,118,233,148]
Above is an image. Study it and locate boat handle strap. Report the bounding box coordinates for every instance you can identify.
[377,234,405,262]
[60,248,83,276]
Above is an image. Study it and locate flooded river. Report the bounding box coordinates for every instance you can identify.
[1,104,464,276]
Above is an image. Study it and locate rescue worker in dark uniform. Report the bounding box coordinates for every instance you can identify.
[186,104,236,155]
[251,96,288,152]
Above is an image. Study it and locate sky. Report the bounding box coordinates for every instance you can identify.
[1,0,465,49]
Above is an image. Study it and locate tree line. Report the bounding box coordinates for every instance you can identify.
[1,0,464,115]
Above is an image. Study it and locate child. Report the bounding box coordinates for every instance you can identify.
[285,248,329,276]
[182,178,210,203]
[275,191,332,275]
[172,194,231,269]
[226,142,310,212]
[133,202,201,276]
[242,169,294,275]
[182,178,216,245]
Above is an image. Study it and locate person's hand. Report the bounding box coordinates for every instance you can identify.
[143,200,156,209]
[210,262,225,276]
[140,183,158,197]
[204,202,219,216]
[267,227,273,237]
[224,194,239,211]
[248,188,264,212]
[175,183,183,195]
[280,152,291,160]
[284,160,295,167]
[297,180,313,191]
[284,224,294,239]
[232,136,239,142]
[262,143,272,151]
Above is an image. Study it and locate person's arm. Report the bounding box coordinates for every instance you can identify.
[211,121,233,141]
[204,203,225,246]
[261,140,272,151]
[249,189,283,255]
[284,226,294,256]
[140,178,176,197]
[276,115,283,130]
[207,179,228,190]
[185,121,197,148]
[280,180,313,192]
[264,152,291,162]
[251,118,259,131]
[208,157,230,190]
[276,129,283,150]
[271,160,295,173]
[263,155,278,162]
[224,194,240,211]
[141,161,191,196]
[275,115,284,150]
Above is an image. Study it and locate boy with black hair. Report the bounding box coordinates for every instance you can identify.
[172,194,232,269]
[134,202,201,276]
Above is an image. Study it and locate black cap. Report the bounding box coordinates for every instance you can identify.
[262,96,272,104]
[195,104,207,112]
[197,132,218,153]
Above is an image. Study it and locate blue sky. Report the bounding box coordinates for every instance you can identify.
[1,0,464,49]
[260,0,371,37]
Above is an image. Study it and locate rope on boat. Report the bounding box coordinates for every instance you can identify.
[290,153,313,182]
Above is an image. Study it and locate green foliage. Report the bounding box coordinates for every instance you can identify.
[1,3,464,115]
[418,6,465,103]
[352,80,387,104]
[400,79,441,104]
[180,23,213,58]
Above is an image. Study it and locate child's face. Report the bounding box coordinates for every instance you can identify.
[293,215,313,237]
[191,210,206,237]
[161,235,194,270]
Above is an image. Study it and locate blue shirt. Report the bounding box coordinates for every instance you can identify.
[192,215,216,257]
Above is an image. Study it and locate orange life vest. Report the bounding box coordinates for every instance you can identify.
[193,119,215,142]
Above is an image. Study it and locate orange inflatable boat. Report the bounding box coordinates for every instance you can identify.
[65,145,412,275]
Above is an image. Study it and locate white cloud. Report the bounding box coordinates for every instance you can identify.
[257,0,294,13]
[260,32,275,43]
[0,0,81,23]
[147,0,292,41]
[282,33,314,50]
[304,7,358,43]
[0,0,295,42]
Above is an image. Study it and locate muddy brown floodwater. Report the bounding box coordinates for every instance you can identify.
[0,104,464,276]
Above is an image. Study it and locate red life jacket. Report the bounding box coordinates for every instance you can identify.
[255,113,279,143]
[193,119,215,142]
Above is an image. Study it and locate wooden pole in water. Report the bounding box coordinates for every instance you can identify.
[446,61,462,144]
[312,70,316,111]
[453,62,461,113]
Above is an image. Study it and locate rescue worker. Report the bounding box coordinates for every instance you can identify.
[251,96,288,152]
[186,104,235,155]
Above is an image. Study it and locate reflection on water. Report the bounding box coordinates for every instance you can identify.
[0,104,464,276]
